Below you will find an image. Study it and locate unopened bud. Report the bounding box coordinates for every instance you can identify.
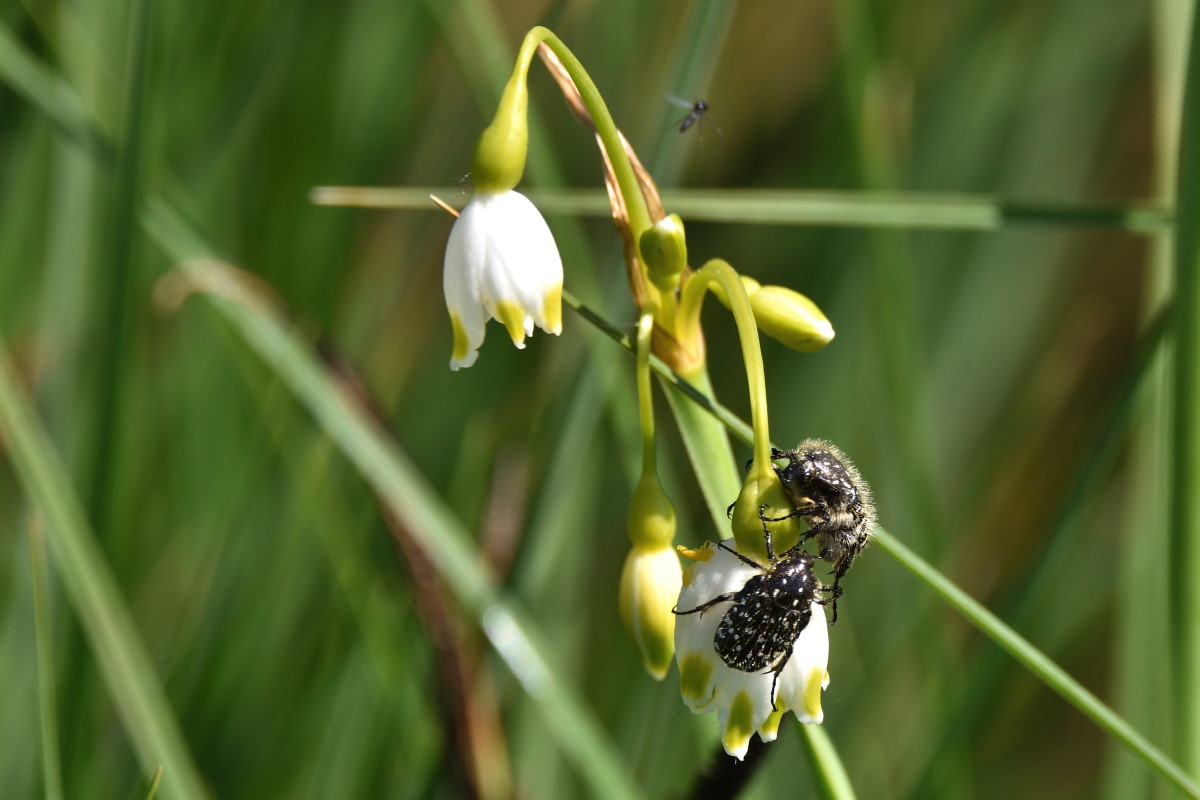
[713,277,834,353]
[627,472,676,549]
[747,285,834,353]
[619,544,682,680]
[471,71,529,193]
[639,214,688,292]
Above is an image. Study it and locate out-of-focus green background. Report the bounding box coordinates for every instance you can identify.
[0,0,1190,798]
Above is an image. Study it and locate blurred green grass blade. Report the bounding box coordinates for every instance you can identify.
[645,0,739,182]
[1170,0,1200,775]
[28,520,64,800]
[143,206,644,800]
[875,528,1200,799]
[145,767,164,800]
[0,350,208,800]
[87,0,151,545]
[797,726,857,800]
[661,370,742,534]
[312,186,1171,231]
[0,20,102,149]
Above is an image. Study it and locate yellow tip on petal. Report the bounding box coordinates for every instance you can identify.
[802,666,826,723]
[542,284,563,335]
[678,651,715,706]
[494,300,530,347]
[758,707,784,741]
[449,313,478,370]
[722,691,757,760]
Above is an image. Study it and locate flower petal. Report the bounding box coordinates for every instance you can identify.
[673,542,833,757]
[444,201,489,370]
[773,600,830,724]
[441,190,564,369]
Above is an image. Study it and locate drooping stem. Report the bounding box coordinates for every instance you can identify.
[518,27,654,245]
[678,260,771,474]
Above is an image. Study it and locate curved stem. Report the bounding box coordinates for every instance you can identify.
[678,260,771,472]
[520,27,654,244]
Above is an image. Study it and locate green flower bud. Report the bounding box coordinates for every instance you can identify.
[638,214,688,292]
[747,285,834,353]
[729,470,800,563]
[713,277,835,353]
[471,71,529,193]
[627,472,676,549]
[619,544,682,680]
[620,472,680,679]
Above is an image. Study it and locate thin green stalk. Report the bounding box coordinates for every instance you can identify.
[671,259,853,796]
[0,349,209,800]
[566,288,747,530]
[526,27,653,241]
[1170,0,1200,776]
[875,528,1200,799]
[310,186,1173,232]
[678,259,772,470]
[797,726,857,800]
[28,519,64,800]
[636,311,658,475]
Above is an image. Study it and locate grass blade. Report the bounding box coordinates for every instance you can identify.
[875,528,1200,798]
[311,186,1172,232]
[28,519,64,800]
[1170,0,1200,776]
[0,351,208,800]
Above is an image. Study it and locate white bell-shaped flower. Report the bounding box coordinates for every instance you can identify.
[443,190,563,370]
[674,542,831,760]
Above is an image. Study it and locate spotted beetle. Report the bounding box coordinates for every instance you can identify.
[673,514,839,709]
[766,439,876,617]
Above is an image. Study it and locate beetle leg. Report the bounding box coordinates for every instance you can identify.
[672,592,738,616]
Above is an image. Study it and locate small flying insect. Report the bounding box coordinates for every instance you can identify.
[765,439,876,619]
[673,515,839,709]
[668,96,721,135]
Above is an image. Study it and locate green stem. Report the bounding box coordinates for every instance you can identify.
[797,725,858,800]
[1171,0,1200,776]
[636,310,657,475]
[679,260,771,471]
[521,27,654,243]
[29,520,65,800]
